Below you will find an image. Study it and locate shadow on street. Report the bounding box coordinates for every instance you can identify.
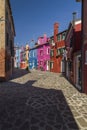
[0,69,79,130]
[11,68,30,80]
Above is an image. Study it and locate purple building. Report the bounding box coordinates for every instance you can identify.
[37,34,50,71]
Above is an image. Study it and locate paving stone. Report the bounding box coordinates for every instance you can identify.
[0,69,87,130]
[19,121,30,130]
[31,126,39,130]
[77,117,87,127]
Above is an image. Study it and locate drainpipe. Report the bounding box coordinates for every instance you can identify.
[72,12,77,28]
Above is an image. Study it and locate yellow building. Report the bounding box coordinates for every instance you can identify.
[0,0,15,81]
[25,44,30,70]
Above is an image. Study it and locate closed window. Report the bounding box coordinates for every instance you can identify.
[50,50,54,57]
[40,50,43,56]
[47,48,50,54]
[85,51,87,64]
[57,48,65,56]
[57,35,61,41]
[62,33,66,40]
[50,62,54,69]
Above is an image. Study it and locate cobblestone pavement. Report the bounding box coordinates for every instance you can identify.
[0,69,87,130]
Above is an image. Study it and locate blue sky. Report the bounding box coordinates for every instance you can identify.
[10,0,81,47]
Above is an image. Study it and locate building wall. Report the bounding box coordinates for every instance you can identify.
[37,35,50,71]
[0,0,15,81]
[81,0,87,93]
[65,20,82,90]
[73,23,81,52]
[0,0,5,78]
[83,44,87,93]
[29,49,37,69]
[50,23,66,73]
[37,44,50,71]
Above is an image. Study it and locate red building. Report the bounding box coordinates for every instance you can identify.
[80,0,87,93]
[65,18,82,90]
[50,23,67,73]
[74,0,87,94]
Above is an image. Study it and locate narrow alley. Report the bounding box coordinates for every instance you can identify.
[0,69,87,130]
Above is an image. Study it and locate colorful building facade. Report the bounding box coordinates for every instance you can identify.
[76,0,87,93]
[65,19,82,90]
[20,46,26,69]
[37,34,50,71]
[29,47,37,70]
[50,23,67,73]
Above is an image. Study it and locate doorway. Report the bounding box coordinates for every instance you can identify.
[76,55,81,90]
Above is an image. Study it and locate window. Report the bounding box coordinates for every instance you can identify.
[47,48,50,54]
[57,35,61,41]
[62,33,66,40]
[57,48,65,56]
[40,50,43,56]
[29,53,31,57]
[60,48,65,54]
[57,49,60,56]
[70,36,73,47]
[50,50,54,57]
[33,51,35,57]
[40,61,43,65]
[50,62,54,69]
[6,33,9,46]
[85,50,87,64]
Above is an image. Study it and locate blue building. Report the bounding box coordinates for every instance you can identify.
[29,47,37,69]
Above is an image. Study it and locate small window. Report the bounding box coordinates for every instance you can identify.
[62,33,66,40]
[50,62,54,69]
[47,48,50,54]
[57,35,61,41]
[57,49,60,56]
[40,61,43,65]
[85,50,87,64]
[33,51,35,57]
[57,48,65,56]
[29,53,31,57]
[50,50,54,57]
[40,50,43,56]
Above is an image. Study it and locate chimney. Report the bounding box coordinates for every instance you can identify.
[72,12,77,28]
[54,22,59,42]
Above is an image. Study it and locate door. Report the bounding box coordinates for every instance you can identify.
[76,55,81,90]
[61,60,65,73]
[47,61,49,71]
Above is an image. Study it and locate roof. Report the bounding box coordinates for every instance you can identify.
[56,29,67,36]
[65,19,81,40]
[30,42,49,50]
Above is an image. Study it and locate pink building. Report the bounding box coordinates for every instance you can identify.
[37,34,50,71]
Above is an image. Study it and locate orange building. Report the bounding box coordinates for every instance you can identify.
[50,23,67,73]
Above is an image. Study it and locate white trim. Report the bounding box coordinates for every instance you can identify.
[75,20,81,25]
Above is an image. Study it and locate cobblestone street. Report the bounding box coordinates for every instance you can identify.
[0,69,87,130]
